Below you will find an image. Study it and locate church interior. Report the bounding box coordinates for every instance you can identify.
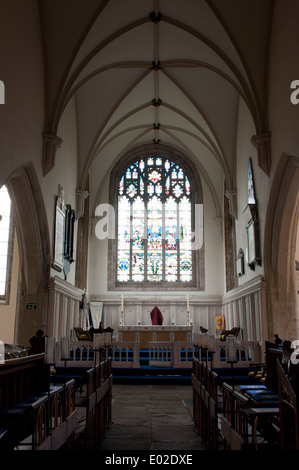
[0,0,299,453]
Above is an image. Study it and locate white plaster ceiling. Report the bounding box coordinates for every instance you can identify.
[39,0,273,216]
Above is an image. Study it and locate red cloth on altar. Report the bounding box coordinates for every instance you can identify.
[150,306,163,325]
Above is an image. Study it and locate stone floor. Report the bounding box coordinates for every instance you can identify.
[97,384,205,451]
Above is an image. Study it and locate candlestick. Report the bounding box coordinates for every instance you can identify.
[45,336,55,364]
[61,335,70,360]
[201,334,208,349]
[104,332,111,347]
[226,336,237,362]
[187,295,191,325]
[93,333,104,350]
[120,296,124,326]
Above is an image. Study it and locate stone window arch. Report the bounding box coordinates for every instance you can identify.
[108,144,204,291]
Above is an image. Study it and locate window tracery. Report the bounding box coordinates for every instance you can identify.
[117,156,193,284]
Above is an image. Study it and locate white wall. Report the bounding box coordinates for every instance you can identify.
[234,97,267,286]
[41,97,79,286]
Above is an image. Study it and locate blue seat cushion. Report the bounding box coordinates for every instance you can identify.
[0,406,28,416]
[239,385,267,391]
[245,389,278,402]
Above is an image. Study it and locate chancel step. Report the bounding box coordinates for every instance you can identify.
[112,365,192,385]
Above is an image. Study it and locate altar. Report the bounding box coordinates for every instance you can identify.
[117,325,193,349]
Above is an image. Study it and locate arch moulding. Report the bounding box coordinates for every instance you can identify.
[264,154,299,341]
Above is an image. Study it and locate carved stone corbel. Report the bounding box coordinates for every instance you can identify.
[76,189,89,220]
[42,133,62,176]
[251,132,271,176]
[224,189,238,219]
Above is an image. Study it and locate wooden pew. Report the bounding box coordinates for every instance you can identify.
[0,354,49,449]
[220,378,280,449]
[52,342,113,450]
[0,354,79,450]
[192,358,222,450]
[277,357,299,449]
[0,353,49,411]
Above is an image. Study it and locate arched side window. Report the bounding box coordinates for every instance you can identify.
[108,145,204,291]
[0,185,14,302]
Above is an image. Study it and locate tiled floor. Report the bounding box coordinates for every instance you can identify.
[97,384,205,451]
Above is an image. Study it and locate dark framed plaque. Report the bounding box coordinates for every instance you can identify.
[54,204,65,269]
[246,218,261,270]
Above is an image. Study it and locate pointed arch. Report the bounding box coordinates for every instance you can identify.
[264,154,299,340]
[6,163,51,345]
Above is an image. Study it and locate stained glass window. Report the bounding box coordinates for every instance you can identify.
[117,157,193,283]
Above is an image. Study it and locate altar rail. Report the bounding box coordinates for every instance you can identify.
[111,342,140,368]
[212,340,262,368]
[149,342,195,368]
[55,341,196,369]
[54,339,261,370]
[55,340,95,367]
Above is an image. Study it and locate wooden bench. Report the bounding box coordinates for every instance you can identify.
[0,353,78,450]
[53,341,113,450]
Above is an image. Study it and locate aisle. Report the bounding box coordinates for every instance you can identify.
[98,384,205,451]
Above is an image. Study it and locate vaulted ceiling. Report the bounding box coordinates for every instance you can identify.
[39,0,273,217]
